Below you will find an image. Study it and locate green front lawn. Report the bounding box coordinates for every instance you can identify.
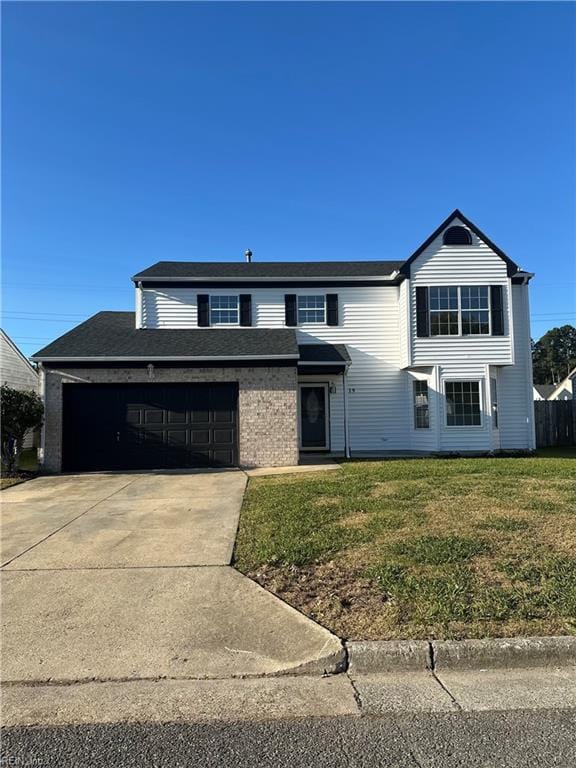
[235,450,576,640]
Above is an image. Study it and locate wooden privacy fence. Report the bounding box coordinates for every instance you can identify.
[534,400,576,447]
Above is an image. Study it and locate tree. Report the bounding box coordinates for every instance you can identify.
[532,325,576,385]
[1,385,43,474]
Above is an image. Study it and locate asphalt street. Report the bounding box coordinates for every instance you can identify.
[3,709,575,768]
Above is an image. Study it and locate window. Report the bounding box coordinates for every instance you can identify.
[297,295,326,324]
[429,287,459,336]
[443,226,472,245]
[490,378,498,428]
[413,380,430,429]
[461,286,490,335]
[445,381,481,426]
[429,286,491,336]
[210,295,239,325]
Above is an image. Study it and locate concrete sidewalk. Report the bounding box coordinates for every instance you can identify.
[1,471,343,690]
[4,666,576,727]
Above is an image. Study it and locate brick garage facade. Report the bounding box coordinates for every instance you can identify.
[41,365,299,472]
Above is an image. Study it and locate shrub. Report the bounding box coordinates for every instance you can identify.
[1,384,43,474]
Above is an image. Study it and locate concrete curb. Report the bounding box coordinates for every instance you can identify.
[432,636,576,671]
[345,637,576,674]
[347,641,431,674]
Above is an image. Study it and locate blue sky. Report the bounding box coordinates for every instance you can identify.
[3,1,575,357]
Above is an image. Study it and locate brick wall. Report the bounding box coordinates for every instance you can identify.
[41,365,299,472]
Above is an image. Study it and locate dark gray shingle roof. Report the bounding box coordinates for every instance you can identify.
[132,261,403,281]
[32,312,299,360]
[298,344,350,363]
[533,384,556,400]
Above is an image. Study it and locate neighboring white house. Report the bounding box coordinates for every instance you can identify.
[32,210,536,473]
[533,374,574,402]
[1,329,39,448]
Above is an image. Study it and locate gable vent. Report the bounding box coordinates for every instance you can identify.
[443,225,472,246]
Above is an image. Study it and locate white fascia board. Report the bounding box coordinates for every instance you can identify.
[31,354,300,363]
[131,275,398,283]
[298,361,350,366]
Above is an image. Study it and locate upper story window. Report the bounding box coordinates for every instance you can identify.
[429,286,490,336]
[443,226,472,246]
[297,295,326,324]
[430,287,459,335]
[461,286,489,335]
[210,295,239,326]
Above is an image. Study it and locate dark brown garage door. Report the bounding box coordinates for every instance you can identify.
[62,383,238,472]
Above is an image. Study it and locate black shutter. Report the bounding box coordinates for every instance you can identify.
[416,287,430,337]
[326,294,339,326]
[239,294,252,326]
[285,294,297,326]
[197,294,210,327]
[490,285,504,336]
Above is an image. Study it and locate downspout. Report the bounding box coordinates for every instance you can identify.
[38,364,45,468]
[343,365,351,459]
[135,281,143,329]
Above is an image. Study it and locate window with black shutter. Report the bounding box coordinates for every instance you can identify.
[285,294,297,326]
[239,294,252,326]
[197,294,210,327]
[416,287,430,337]
[326,294,339,326]
[490,285,504,336]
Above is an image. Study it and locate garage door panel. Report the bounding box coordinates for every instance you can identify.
[144,410,164,424]
[213,429,234,444]
[212,449,234,466]
[190,429,210,445]
[62,383,238,471]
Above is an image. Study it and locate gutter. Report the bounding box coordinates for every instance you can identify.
[31,354,301,363]
[131,275,400,284]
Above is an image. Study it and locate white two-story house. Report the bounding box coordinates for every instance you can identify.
[33,210,535,472]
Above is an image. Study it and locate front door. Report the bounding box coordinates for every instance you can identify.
[299,384,329,450]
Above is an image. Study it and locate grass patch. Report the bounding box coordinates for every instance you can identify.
[475,516,530,532]
[1,448,38,490]
[386,535,489,565]
[235,454,576,640]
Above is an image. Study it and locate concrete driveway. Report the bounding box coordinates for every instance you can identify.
[1,472,343,688]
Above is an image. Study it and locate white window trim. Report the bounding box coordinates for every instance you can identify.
[429,286,492,338]
[443,378,484,429]
[209,294,240,327]
[297,295,327,326]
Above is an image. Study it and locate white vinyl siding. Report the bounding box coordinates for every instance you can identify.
[295,286,408,453]
[497,284,535,450]
[398,280,410,368]
[1,331,39,449]
[136,217,534,453]
[409,218,513,366]
[142,288,197,328]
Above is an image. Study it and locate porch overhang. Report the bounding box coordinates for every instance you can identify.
[297,344,351,375]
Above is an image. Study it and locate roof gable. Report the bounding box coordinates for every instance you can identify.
[400,209,520,278]
[0,329,38,376]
